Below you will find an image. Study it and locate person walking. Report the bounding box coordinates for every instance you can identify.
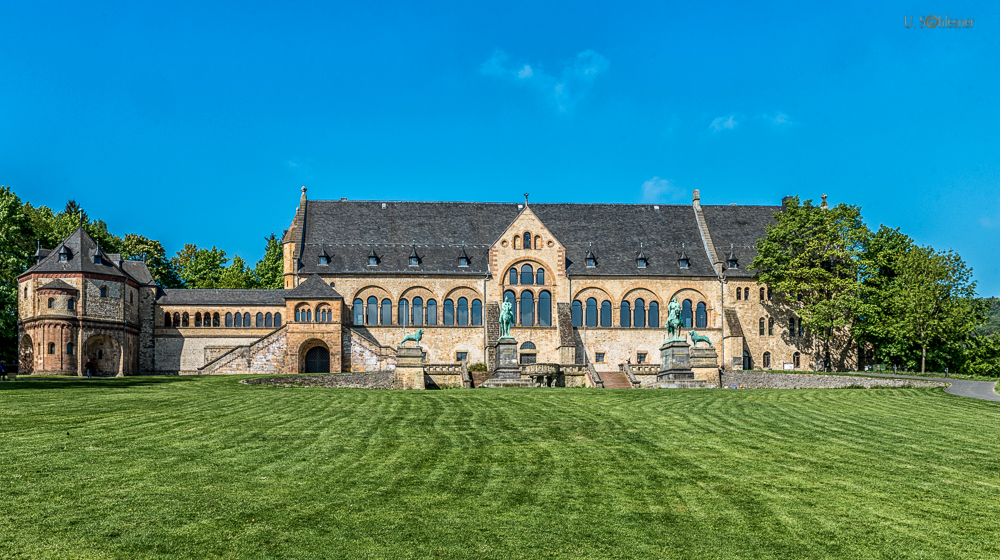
[0,361,6,382]
[85,359,93,378]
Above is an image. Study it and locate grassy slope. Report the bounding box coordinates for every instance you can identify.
[1,377,999,559]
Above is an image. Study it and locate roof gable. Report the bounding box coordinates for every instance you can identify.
[287,274,343,299]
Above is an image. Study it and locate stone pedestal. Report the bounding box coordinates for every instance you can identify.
[658,340,694,380]
[482,337,533,388]
[690,346,719,381]
[394,345,425,390]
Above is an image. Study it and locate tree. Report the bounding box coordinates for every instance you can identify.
[255,233,284,290]
[887,246,984,373]
[855,225,916,366]
[217,255,259,289]
[960,334,1000,376]
[0,186,34,363]
[121,234,183,288]
[750,197,870,370]
[172,244,228,289]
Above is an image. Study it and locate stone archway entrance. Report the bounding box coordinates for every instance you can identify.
[19,334,34,375]
[84,334,121,376]
[304,345,330,373]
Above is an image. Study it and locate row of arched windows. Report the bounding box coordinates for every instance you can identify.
[757,317,804,337]
[512,231,542,250]
[507,264,545,286]
[47,342,73,355]
[571,298,707,328]
[503,290,552,327]
[352,297,483,327]
[164,311,282,328]
[760,352,801,369]
[47,297,75,310]
[295,304,334,323]
[735,287,774,301]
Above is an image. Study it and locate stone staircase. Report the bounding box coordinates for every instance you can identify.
[599,370,633,389]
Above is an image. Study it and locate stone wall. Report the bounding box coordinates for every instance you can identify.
[343,327,397,372]
[199,326,288,375]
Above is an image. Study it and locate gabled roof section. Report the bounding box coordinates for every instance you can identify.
[296,200,725,277]
[19,227,158,285]
[38,279,79,293]
[700,204,783,278]
[286,274,343,299]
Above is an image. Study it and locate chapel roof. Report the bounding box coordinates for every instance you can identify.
[19,227,156,285]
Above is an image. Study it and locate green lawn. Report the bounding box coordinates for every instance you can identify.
[2,377,999,559]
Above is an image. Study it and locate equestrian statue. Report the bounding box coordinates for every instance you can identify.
[665,296,685,342]
[499,300,515,338]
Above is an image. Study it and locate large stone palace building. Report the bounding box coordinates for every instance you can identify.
[17,188,853,382]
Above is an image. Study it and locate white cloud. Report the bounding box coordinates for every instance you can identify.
[641,177,684,203]
[709,115,738,132]
[480,49,610,113]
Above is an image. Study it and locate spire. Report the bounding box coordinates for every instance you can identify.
[821,193,828,209]
[524,193,529,206]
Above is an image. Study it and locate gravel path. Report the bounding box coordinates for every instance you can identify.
[242,372,394,389]
[856,373,1000,402]
[719,371,946,390]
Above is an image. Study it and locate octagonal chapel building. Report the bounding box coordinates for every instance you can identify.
[18,188,851,379]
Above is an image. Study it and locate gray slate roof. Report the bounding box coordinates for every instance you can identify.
[156,289,290,306]
[287,274,343,299]
[700,205,782,278]
[297,201,726,277]
[38,279,79,293]
[19,227,157,285]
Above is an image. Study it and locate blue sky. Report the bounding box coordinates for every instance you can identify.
[2,1,998,294]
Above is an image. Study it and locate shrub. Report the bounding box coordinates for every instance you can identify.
[468,362,487,372]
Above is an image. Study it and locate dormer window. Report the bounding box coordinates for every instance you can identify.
[637,257,647,269]
[679,257,689,269]
[727,245,739,269]
[678,244,690,269]
[586,256,596,268]
[636,244,647,269]
[319,255,329,265]
[93,253,101,264]
[409,246,420,267]
[459,256,469,267]
[367,246,378,267]
[59,246,70,262]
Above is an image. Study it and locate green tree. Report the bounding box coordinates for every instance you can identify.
[121,234,183,288]
[886,246,984,373]
[255,233,284,289]
[855,225,916,366]
[0,186,34,363]
[172,244,228,289]
[750,197,870,370]
[960,334,1000,376]
[217,255,259,289]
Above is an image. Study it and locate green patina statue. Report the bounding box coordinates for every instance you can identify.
[499,300,514,338]
[688,330,713,348]
[400,329,424,345]
[666,296,685,342]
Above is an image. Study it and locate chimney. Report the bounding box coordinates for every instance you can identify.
[692,189,701,204]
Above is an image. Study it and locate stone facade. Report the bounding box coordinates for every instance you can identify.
[17,189,856,377]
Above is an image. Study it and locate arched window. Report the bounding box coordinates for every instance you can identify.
[634,298,646,328]
[682,300,692,328]
[100,286,107,297]
[130,292,133,304]
[536,268,545,285]
[586,298,597,327]
[758,318,765,335]
[265,312,273,327]
[413,297,423,326]
[696,302,707,328]
[534,235,541,249]
[244,312,251,326]
[736,287,742,300]
[234,312,243,327]
[513,235,520,249]
[798,319,804,337]
[48,298,55,309]
[48,342,55,354]
[367,297,378,325]
[793,352,801,368]
[274,313,281,327]
[398,299,409,326]
[182,312,189,327]
[426,299,437,325]
[601,301,612,327]
[768,318,774,336]
[537,292,550,327]
[354,299,363,325]
[759,287,765,301]
[788,317,795,335]
[213,313,220,327]
[66,342,73,355]
[173,312,181,326]
[620,300,631,328]
[164,312,171,327]
[572,300,582,327]
[763,352,771,368]
[195,312,202,327]
[444,299,455,325]
[520,291,534,326]
[226,312,233,327]
[381,299,391,325]
[744,287,750,300]
[292,307,299,323]
[457,298,468,326]
[523,232,531,249]
[68,298,75,310]
[767,288,773,301]
[509,268,518,285]
[472,299,483,326]
[649,301,659,328]
[256,312,264,327]
[520,264,533,285]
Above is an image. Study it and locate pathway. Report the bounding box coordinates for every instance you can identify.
[855,372,1000,402]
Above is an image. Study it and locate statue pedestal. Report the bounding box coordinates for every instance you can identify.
[690,346,719,381]
[394,344,425,390]
[657,340,694,381]
[482,337,532,388]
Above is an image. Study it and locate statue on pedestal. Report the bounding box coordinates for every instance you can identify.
[499,300,514,338]
[666,296,684,342]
